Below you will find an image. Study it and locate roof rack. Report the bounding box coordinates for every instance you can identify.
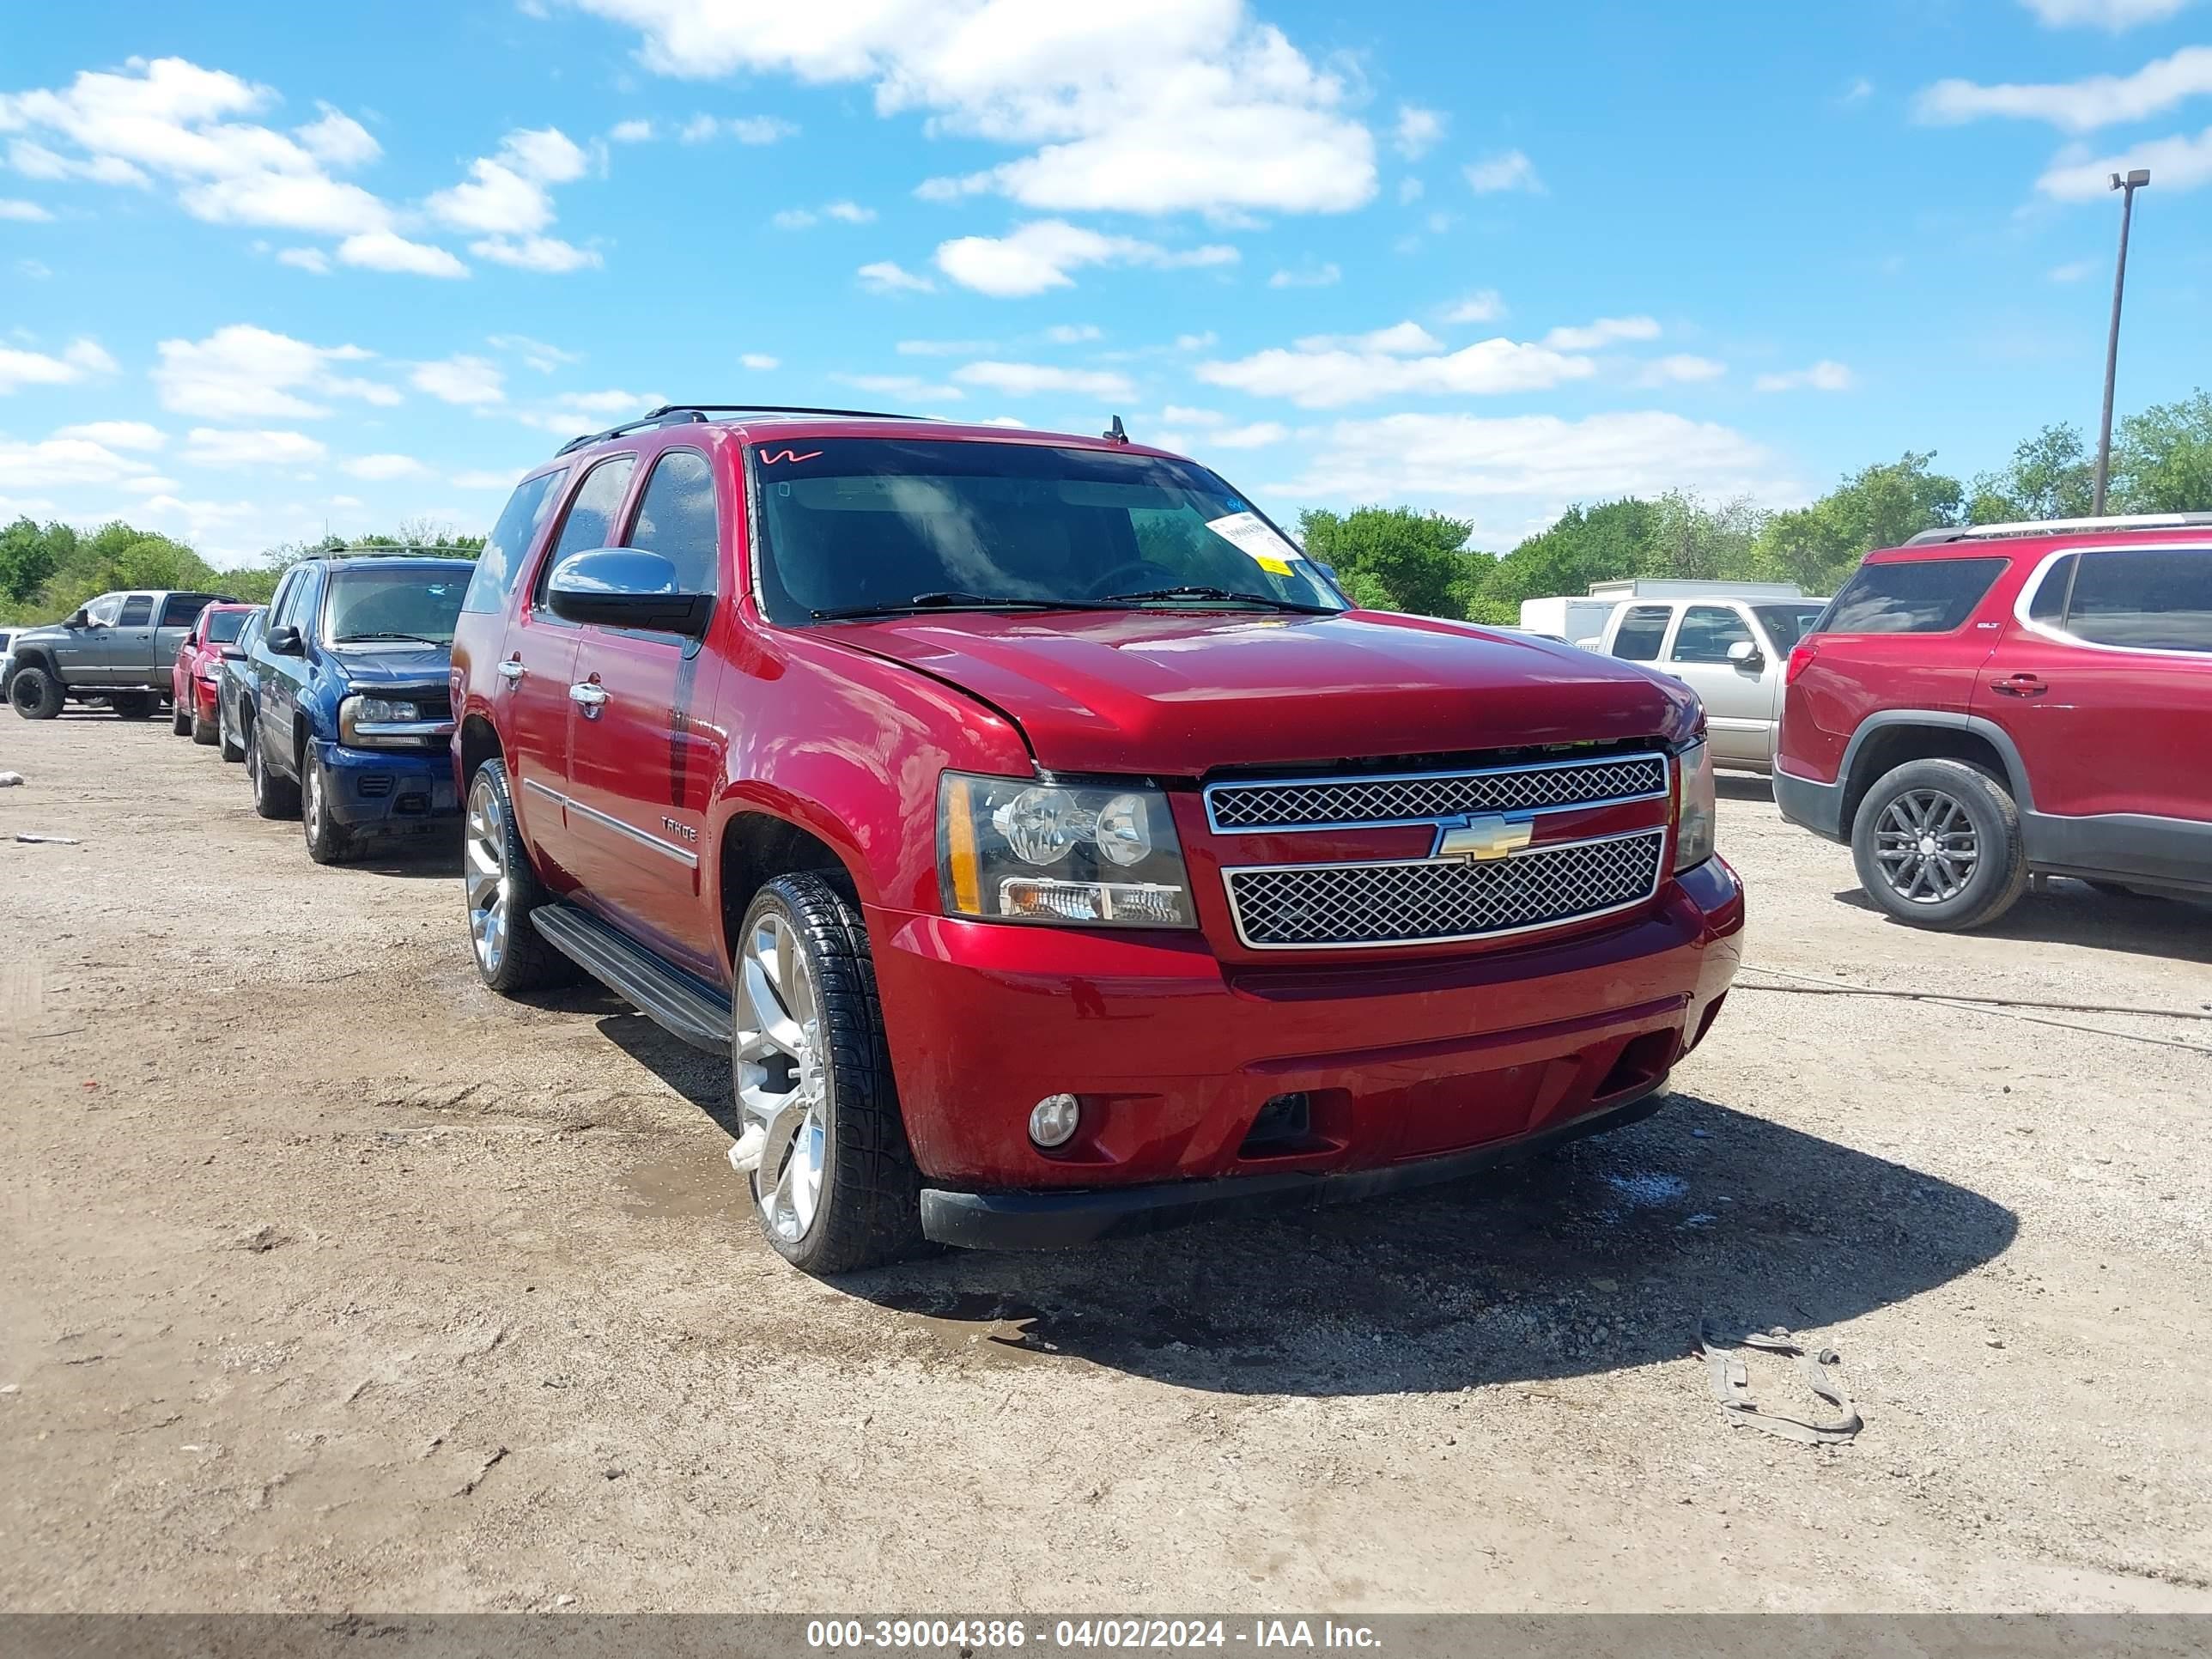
[321,543,477,557]
[1905,512,2212,546]
[555,403,928,457]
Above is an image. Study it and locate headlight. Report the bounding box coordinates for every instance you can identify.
[338,695,423,746]
[939,772,1195,928]
[1674,738,1717,872]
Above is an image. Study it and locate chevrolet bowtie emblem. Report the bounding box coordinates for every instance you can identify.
[1433,812,1534,861]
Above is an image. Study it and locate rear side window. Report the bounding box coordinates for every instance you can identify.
[463,470,566,615]
[1670,605,1753,664]
[625,449,720,594]
[118,596,152,626]
[2064,548,2212,653]
[1822,557,2006,634]
[1611,605,1671,661]
[2027,555,2075,623]
[160,593,214,626]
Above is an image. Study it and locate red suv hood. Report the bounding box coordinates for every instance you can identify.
[826,610,1698,775]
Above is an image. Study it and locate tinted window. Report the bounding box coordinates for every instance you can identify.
[463,470,566,615]
[161,592,214,627]
[551,458,635,562]
[1822,557,2005,634]
[2027,555,2075,623]
[1751,604,1826,652]
[118,596,152,626]
[269,570,310,631]
[234,611,264,653]
[205,610,250,645]
[1611,605,1671,661]
[626,450,720,594]
[1671,605,1754,664]
[2064,548,2212,653]
[324,568,469,646]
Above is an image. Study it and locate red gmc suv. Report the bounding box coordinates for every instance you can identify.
[450,405,1743,1273]
[1775,515,2211,930]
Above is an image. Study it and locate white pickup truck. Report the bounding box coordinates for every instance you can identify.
[1589,592,1830,772]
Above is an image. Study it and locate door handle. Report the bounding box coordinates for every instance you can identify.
[1990,673,2047,698]
[497,659,526,683]
[568,680,609,719]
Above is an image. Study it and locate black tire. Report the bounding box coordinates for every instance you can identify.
[735,872,922,1274]
[246,718,300,819]
[1850,758,2029,932]
[191,701,218,745]
[9,665,64,720]
[462,759,575,994]
[172,692,192,735]
[219,696,244,762]
[111,692,152,720]
[301,751,359,865]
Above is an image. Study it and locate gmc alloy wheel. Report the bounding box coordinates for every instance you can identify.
[1850,758,2028,932]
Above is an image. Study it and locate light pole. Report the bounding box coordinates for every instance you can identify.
[2092,167,2150,516]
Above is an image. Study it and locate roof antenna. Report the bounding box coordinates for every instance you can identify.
[1103,414,1128,445]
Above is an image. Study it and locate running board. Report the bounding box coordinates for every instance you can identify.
[529,902,732,1054]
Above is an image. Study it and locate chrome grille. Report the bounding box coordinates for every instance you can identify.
[1224,830,1666,949]
[1206,752,1668,833]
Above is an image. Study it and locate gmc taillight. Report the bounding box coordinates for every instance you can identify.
[1784,641,1819,685]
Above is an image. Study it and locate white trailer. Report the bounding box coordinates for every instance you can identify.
[1516,594,1620,646]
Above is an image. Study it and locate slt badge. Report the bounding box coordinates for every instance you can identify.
[1433,812,1534,862]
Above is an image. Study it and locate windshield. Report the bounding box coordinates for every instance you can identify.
[323,568,469,646]
[1752,603,1828,652]
[750,438,1340,623]
[204,610,250,645]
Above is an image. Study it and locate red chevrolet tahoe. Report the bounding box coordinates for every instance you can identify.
[1774,516,2212,929]
[450,406,1743,1273]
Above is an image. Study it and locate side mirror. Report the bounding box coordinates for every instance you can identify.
[546,548,714,636]
[266,625,305,656]
[220,645,246,662]
[1726,639,1763,668]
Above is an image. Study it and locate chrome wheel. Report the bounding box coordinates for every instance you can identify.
[1872,787,1979,904]
[734,912,828,1246]
[302,761,324,838]
[465,770,510,975]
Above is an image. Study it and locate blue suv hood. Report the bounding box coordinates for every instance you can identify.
[324,644,452,687]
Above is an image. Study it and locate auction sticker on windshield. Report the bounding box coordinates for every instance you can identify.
[1205,511,1300,577]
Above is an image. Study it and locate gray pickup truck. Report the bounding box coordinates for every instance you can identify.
[4,588,238,721]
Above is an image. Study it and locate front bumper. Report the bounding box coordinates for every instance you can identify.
[1772,766,1847,842]
[312,738,460,832]
[871,857,1743,1241]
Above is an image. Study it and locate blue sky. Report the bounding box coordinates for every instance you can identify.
[3,0,2208,567]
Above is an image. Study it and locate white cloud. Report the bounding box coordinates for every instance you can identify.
[775,198,875,229]
[0,337,118,393]
[609,118,655,143]
[121,475,179,494]
[412,355,506,404]
[574,0,1375,218]
[2036,124,2212,196]
[471,234,601,271]
[1265,410,1794,539]
[1917,46,2212,131]
[294,105,380,167]
[1464,149,1542,194]
[1292,321,1444,355]
[858,259,936,295]
[772,207,817,228]
[1443,289,1505,323]
[935,220,1237,296]
[182,427,328,468]
[515,388,667,434]
[951,361,1137,400]
[1267,261,1340,289]
[2020,0,2193,28]
[0,198,53,221]
[1841,76,1875,104]
[452,469,521,489]
[276,246,331,273]
[1201,421,1287,449]
[1754,360,1856,392]
[152,324,394,419]
[680,113,797,144]
[739,351,780,370]
[823,199,873,222]
[0,434,161,489]
[1198,332,1594,409]
[7,139,149,186]
[1174,331,1218,351]
[1635,354,1728,386]
[1543,315,1661,350]
[1393,105,1445,160]
[17,258,52,280]
[339,229,470,277]
[836,373,964,402]
[55,420,165,450]
[328,494,364,508]
[897,337,996,356]
[1042,324,1103,343]
[1397,177,1424,204]
[343,453,430,480]
[488,333,581,371]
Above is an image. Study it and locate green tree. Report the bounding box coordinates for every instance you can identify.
[1966,423,2095,524]
[1753,452,1963,594]
[1297,505,1478,617]
[0,518,73,606]
[2109,388,2212,514]
[1481,498,1656,619]
[1643,489,1768,582]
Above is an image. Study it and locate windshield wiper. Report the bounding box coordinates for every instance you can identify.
[811,591,1123,622]
[332,632,448,645]
[1099,585,1336,614]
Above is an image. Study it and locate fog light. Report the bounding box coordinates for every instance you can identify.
[1028,1093,1081,1149]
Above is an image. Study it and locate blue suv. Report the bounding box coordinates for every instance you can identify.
[238,553,475,863]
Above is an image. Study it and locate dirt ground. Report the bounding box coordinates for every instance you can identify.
[3,713,2208,1613]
